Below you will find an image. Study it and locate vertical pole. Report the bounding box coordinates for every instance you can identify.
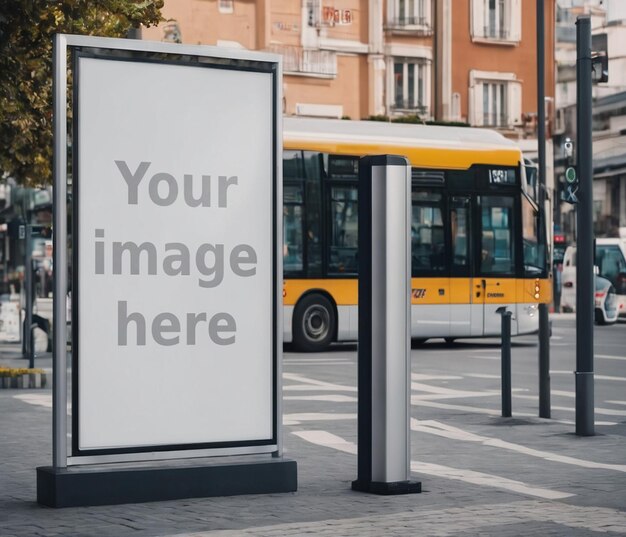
[353,155,420,495]
[25,221,34,368]
[537,0,551,419]
[499,309,512,418]
[575,16,595,436]
[52,34,68,468]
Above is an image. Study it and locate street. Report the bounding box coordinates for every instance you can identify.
[0,315,625,536]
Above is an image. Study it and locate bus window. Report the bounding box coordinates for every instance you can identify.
[596,245,626,289]
[284,150,304,180]
[479,196,515,275]
[329,186,358,274]
[304,152,323,276]
[411,191,445,275]
[283,184,304,274]
[522,195,546,276]
[451,196,470,274]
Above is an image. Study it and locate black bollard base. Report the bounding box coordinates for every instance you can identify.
[352,479,421,495]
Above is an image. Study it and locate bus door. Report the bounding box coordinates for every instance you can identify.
[411,190,449,338]
[448,196,473,337]
[476,195,517,336]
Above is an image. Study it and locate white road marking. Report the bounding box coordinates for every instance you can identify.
[284,413,356,425]
[410,381,526,397]
[550,370,626,382]
[411,373,464,381]
[413,390,528,402]
[596,354,626,361]
[413,399,617,425]
[293,430,573,500]
[550,405,626,417]
[466,373,501,379]
[284,385,357,392]
[282,372,357,392]
[13,393,52,408]
[284,358,353,363]
[596,375,626,382]
[606,400,626,406]
[284,395,357,403]
[292,430,356,454]
[13,393,72,413]
[465,355,500,361]
[284,361,353,366]
[410,461,573,499]
[411,418,626,473]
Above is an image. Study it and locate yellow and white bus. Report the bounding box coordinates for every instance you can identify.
[282,117,551,351]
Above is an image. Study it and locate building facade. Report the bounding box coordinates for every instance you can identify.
[142,1,555,130]
[554,0,626,239]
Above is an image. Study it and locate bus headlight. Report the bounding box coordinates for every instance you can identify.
[524,304,538,317]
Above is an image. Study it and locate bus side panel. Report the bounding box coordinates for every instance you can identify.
[282,279,358,306]
[411,306,450,338]
[516,303,539,335]
[338,305,357,340]
[284,305,294,343]
[410,277,450,337]
[449,277,473,337]
[482,278,519,336]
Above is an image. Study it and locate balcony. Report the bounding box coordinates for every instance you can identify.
[266,45,337,78]
[385,16,433,36]
[482,26,512,40]
[390,102,429,118]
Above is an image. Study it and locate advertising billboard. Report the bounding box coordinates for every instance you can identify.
[72,48,279,457]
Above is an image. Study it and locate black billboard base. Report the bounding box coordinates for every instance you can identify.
[37,458,297,508]
[351,479,422,495]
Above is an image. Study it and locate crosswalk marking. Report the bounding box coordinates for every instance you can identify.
[284,394,357,403]
[293,430,574,500]
[284,413,356,425]
[411,419,626,473]
[596,354,626,361]
[550,370,626,382]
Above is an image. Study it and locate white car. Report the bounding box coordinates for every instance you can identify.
[594,275,618,325]
[561,235,626,319]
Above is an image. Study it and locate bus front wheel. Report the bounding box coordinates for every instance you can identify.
[293,294,336,352]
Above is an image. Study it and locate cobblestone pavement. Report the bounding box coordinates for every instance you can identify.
[0,316,625,536]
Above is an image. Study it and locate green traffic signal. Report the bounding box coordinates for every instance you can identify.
[565,167,577,184]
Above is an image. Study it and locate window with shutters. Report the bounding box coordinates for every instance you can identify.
[468,70,522,128]
[470,0,521,44]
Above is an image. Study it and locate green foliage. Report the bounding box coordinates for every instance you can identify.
[0,1,164,185]
[0,366,45,378]
[366,115,390,122]
[365,114,470,128]
[425,119,470,127]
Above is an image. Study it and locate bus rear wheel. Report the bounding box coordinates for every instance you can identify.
[293,294,336,352]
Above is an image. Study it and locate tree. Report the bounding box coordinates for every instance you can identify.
[0,1,163,185]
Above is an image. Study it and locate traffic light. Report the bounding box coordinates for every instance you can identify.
[562,166,578,205]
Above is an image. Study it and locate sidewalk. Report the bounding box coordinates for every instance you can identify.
[1,321,625,537]
[0,342,52,371]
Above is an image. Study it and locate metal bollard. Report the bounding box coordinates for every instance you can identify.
[352,155,420,495]
[497,306,512,417]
